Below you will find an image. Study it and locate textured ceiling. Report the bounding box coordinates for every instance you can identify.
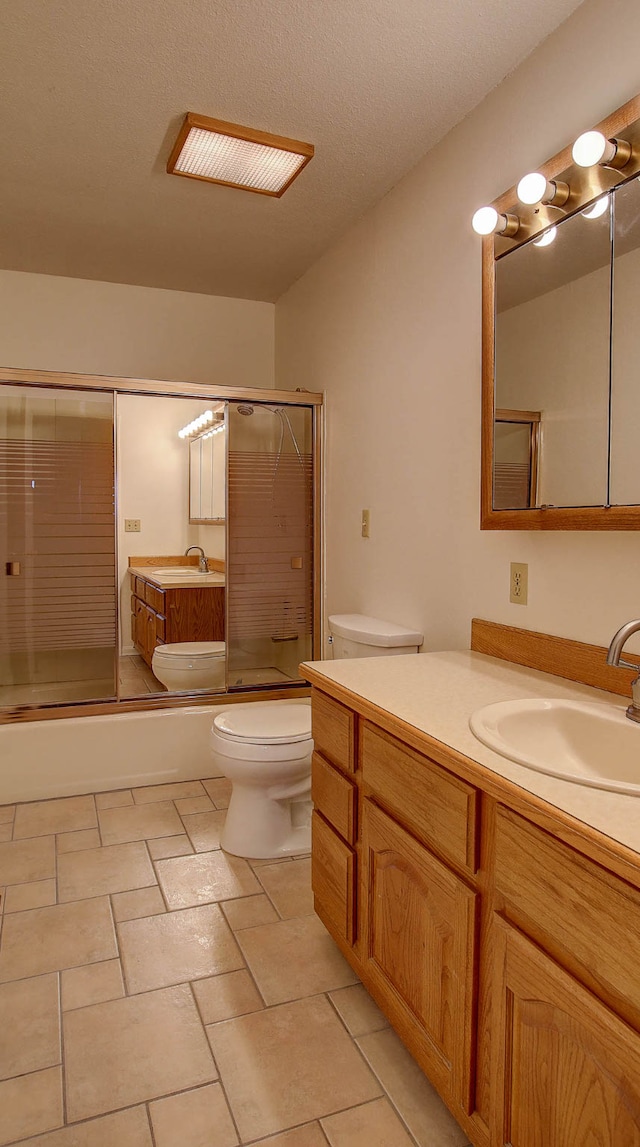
[0,0,584,301]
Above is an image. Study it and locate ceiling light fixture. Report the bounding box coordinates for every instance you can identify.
[571,130,632,170]
[167,113,314,197]
[471,206,520,237]
[516,172,570,207]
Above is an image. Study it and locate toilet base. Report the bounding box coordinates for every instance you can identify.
[221,783,312,859]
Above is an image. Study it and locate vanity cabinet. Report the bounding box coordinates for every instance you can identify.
[130,573,225,668]
[307,680,640,1147]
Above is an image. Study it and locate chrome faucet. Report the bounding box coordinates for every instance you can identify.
[185,545,208,573]
[606,619,640,723]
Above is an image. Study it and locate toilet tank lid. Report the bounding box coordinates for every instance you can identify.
[213,703,312,744]
[328,614,423,647]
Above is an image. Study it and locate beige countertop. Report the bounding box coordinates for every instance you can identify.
[301,650,640,856]
[129,565,225,589]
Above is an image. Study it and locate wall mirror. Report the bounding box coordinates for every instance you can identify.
[481,93,640,528]
[0,369,321,722]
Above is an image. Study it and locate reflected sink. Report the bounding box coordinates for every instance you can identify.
[469,698,640,795]
[152,567,209,577]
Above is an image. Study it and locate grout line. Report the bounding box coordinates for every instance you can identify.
[145,1101,158,1147]
[58,970,68,1126]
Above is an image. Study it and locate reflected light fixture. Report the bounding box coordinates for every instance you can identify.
[178,410,224,440]
[571,130,632,170]
[516,172,570,207]
[167,113,314,197]
[533,226,557,248]
[471,206,520,237]
[582,195,609,219]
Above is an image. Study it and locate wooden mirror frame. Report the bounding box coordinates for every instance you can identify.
[481,93,640,529]
[0,366,323,723]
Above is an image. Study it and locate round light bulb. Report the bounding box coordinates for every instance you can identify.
[472,206,499,236]
[572,131,614,168]
[533,226,557,248]
[517,172,548,206]
[582,195,608,220]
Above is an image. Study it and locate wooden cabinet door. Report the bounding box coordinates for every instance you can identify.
[361,799,476,1111]
[492,919,640,1146]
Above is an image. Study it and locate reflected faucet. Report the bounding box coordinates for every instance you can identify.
[606,619,640,723]
[185,545,208,573]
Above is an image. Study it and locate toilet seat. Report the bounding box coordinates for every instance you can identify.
[211,702,312,763]
[154,641,225,669]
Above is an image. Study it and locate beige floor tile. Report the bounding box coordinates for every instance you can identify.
[202,778,233,808]
[257,858,314,919]
[328,985,389,1038]
[357,1029,468,1147]
[14,796,97,840]
[237,915,359,1005]
[156,851,261,909]
[0,1066,63,1146]
[0,974,60,1079]
[149,1083,238,1147]
[0,836,55,884]
[64,985,216,1122]
[0,823,12,842]
[14,1105,153,1146]
[148,833,194,859]
[56,829,101,854]
[111,886,166,922]
[0,896,117,982]
[58,841,156,902]
[0,806,15,824]
[321,1097,415,1146]
[61,959,124,1011]
[132,781,205,804]
[195,969,264,1023]
[95,790,134,809]
[222,893,279,931]
[98,801,183,845]
[246,1127,327,1147]
[209,995,381,1142]
[175,795,215,814]
[181,810,227,852]
[5,877,57,913]
[118,903,244,993]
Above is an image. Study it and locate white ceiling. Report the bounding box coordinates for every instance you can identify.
[0,0,584,302]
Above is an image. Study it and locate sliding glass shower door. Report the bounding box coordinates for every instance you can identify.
[0,386,116,705]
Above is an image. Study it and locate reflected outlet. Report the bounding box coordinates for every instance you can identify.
[510,562,528,605]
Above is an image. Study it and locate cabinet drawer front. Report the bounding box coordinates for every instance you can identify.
[360,722,478,873]
[312,690,355,774]
[495,806,640,1021]
[312,752,356,843]
[155,614,165,641]
[145,583,165,614]
[134,576,146,599]
[311,811,355,945]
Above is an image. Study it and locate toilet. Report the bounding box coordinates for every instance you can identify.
[211,614,423,859]
[152,641,226,691]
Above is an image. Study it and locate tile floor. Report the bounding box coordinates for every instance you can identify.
[0,780,470,1147]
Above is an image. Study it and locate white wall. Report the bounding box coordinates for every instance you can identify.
[276,0,640,656]
[0,270,274,387]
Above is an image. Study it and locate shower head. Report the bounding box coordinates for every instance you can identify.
[236,404,254,416]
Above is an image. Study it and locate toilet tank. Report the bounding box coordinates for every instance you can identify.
[328,614,423,659]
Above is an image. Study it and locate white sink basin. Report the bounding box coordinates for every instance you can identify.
[469,698,640,795]
[152,567,208,577]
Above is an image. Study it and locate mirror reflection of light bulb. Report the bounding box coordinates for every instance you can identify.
[533,226,557,248]
[517,172,548,205]
[572,131,616,167]
[582,195,608,219]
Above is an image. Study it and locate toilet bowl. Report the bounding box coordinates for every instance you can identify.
[211,700,313,859]
[152,641,226,691]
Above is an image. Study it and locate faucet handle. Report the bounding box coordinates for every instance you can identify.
[617,657,640,672]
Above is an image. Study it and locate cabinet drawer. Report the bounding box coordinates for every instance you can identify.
[311,811,355,945]
[145,583,165,614]
[312,752,356,843]
[360,722,478,874]
[495,805,640,1021]
[311,690,356,774]
[134,576,146,598]
[155,614,165,641]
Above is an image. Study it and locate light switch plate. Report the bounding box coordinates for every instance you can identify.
[361,509,371,538]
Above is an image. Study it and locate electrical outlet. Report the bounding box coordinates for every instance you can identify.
[124,519,141,533]
[510,562,528,605]
[361,509,371,538]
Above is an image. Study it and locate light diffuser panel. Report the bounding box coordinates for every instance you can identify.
[167,114,314,197]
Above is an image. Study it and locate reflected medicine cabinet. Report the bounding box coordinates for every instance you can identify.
[481,92,640,529]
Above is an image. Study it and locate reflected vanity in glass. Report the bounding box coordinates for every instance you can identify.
[481,91,640,528]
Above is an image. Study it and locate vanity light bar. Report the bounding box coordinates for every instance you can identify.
[178,410,222,439]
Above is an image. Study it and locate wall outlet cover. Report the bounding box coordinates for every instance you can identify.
[124,519,141,533]
[510,561,528,605]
